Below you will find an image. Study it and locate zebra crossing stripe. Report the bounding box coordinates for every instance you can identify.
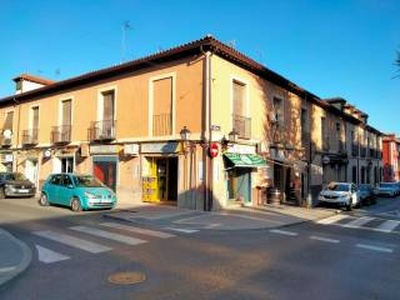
[100,222,176,239]
[356,244,393,253]
[374,220,400,233]
[343,216,375,228]
[33,230,112,253]
[70,226,148,246]
[310,236,340,244]
[316,214,349,225]
[269,229,298,236]
[36,245,70,264]
[164,227,199,233]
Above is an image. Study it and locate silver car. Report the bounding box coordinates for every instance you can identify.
[318,182,360,211]
[373,182,399,197]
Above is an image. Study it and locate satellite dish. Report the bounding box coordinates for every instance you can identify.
[3,129,12,139]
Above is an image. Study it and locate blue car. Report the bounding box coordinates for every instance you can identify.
[39,173,117,212]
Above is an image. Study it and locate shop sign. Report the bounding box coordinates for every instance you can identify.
[54,148,76,157]
[90,145,119,154]
[124,144,139,155]
[227,144,256,154]
[141,142,179,154]
[1,153,13,162]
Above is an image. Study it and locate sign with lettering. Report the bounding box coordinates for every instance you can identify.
[141,142,179,154]
[90,145,119,154]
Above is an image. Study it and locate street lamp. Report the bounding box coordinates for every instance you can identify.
[228,129,239,143]
[180,126,191,141]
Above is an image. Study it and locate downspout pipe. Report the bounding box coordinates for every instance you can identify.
[200,46,213,211]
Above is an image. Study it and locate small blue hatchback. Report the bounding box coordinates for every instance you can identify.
[39,173,117,212]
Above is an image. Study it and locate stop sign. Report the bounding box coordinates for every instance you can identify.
[208,143,219,158]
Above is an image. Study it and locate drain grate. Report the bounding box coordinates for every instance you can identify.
[108,271,146,285]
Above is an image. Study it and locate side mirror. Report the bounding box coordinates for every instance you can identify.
[67,184,74,189]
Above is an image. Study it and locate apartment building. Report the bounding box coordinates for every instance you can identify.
[0,36,383,210]
[382,134,400,182]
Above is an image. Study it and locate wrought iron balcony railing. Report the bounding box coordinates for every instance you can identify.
[51,125,72,144]
[22,128,39,145]
[88,120,116,141]
[233,114,251,139]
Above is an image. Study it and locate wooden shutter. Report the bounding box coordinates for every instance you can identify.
[102,91,115,121]
[233,80,245,116]
[62,100,72,126]
[153,77,172,116]
[4,111,13,130]
[32,107,39,129]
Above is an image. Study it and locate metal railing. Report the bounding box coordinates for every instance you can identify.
[233,114,251,139]
[22,128,39,145]
[88,120,116,141]
[153,114,172,136]
[51,125,71,144]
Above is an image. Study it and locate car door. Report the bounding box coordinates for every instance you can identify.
[58,174,75,206]
[351,184,360,205]
[45,174,62,204]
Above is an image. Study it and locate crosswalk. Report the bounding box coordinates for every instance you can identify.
[316,214,400,233]
[32,222,198,264]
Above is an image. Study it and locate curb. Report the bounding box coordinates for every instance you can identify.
[0,229,32,286]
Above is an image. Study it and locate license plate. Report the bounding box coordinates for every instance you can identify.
[18,189,29,193]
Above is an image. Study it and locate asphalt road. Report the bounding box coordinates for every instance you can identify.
[0,197,399,300]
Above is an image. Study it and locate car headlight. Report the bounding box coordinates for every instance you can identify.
[84,191,97,199]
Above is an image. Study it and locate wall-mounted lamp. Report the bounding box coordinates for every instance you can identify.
[180,126,195,156]
[221,129,239,151]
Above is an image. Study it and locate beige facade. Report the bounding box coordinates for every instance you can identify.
[0,36,383,210]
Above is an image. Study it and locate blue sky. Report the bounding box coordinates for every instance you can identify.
[1,0,399,134]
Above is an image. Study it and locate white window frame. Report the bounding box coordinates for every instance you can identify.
[97,86,118,122]
[58,96,74,126]
[148,73,176,137]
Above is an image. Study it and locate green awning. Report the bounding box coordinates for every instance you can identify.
[223,153,266,168]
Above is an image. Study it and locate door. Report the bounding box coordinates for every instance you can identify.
[93,156,117,191]
[236,168,251,203]
[25,159,38,186]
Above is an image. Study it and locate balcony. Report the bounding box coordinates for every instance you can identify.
[51,125,71,145]
[88,120,116,141]
[233,114,251,139]
[22,128,39,146]
[351,144,359,157]
[153,114,172,136]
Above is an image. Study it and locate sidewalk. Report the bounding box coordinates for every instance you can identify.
[108,193,339,230]
[0,228,32,287]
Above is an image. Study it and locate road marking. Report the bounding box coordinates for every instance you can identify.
[374,220,400,233]
[310,236,340,244]
[356,244,393,253]
[35,244,70,264]
[70,226,148,246]
[34,230,112,253]
[269,229,298,236]
[164,227,199,233]
[316,214,349,225]
[343,216,375,228]
[100,222,176,239]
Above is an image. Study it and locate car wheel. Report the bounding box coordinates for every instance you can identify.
[70,197,82,212]
[346,201,352,211]
[38,193,49,206]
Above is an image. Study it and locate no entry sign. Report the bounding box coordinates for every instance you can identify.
[208,142,219,158]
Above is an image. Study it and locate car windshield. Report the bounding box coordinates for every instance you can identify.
[380,183,396,188]
[73,175,104,188]
[4,172,28,181]
[327,183,350,192]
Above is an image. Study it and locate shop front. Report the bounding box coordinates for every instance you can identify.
[141,142,179,205]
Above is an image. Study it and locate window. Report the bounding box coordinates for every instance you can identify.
[321,117,329,150]
[61,99,72,126]
[102,91,115,121]
[31,106,39,129]
[273,97,284,123]
[233,80,246,116]
[4,111,13,130]
[153,77,173,136]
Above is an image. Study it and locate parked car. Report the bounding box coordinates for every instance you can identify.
[358,184,376,205]
[318,182,360,211]
[0,172,36,198]
[373,182,399,197]
[39,173,117,212]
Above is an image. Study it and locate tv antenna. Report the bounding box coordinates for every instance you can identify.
[121,20,132,63]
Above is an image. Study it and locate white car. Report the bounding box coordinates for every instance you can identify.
[373,182,399,197]
[318,182,360,211]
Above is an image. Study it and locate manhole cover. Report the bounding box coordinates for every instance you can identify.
[108,271,146,285]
